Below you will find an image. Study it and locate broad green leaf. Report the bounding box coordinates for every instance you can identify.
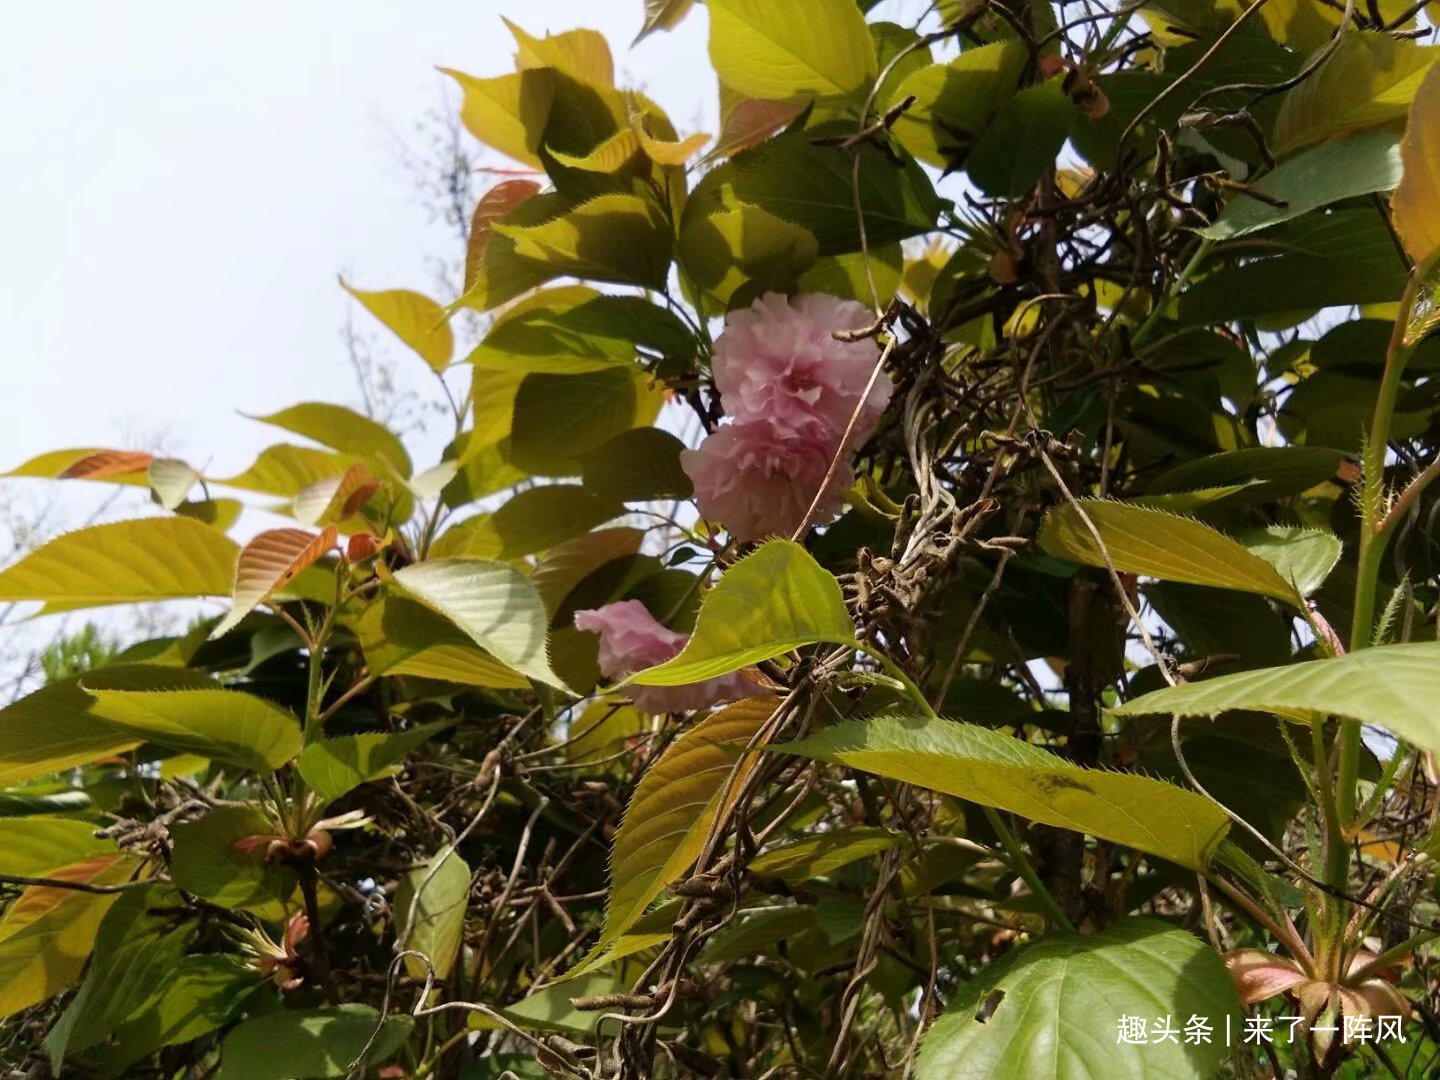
[84,688,301,772]
[1201,129,1404,240]
[216,444,351,498]
[470,972,619,1035]
[505,19,614,86]
[1393,61,1440,344]
[966,80,1077,198]
[0,790,94,817]
[211,526,337,640]
[249,402,412,477]
[45,884,195,1069]
[96,956,257,1080]
[494,193,672,289]
[0,665,218,785]
[170,805,297,910]
[581,428,693,501]
[465,179,542,292]
[147,458,201,509]
[340,280,454,372]
[395,846,470,980]
[1114,641,1440,755]
[215,1005,413,1080]
[871,21,934,108]
[916,918,1240,1079]
[1146,583,1294,670]
[441,67,555,169]
[1038,500,1307,607]
[797,243,905,306]
[0,855,133,1020]
[1234,525,1342,597]
[532,527,646,613]
[783,715,1230,870]
[356,599,532,690]
[430,486,624,560]
[0,816,114,877]
[1272,33,1438,154]
[455,190,573,313]
[679,202,819,304]
[684,127,943,256]
[175,497,244,532]
[707,0,876,102]
[391,559,566,689]
[511,367,666,475]
[1144,447,1346,500]
[585,698,773,964]
[298,722,450,802]
[701,906,818,966]
[749,827,901,882]
[636,0,694,42]
[630,540,856,686]
[886,45,1026,167]
[0,517,237,608]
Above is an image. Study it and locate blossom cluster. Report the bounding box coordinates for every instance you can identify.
[680,292,893,542]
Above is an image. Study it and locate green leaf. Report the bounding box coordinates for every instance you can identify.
[0,666,218,785]
[170,806,298,910]
[684,127,943,256]
[472,972,619,1035]
[511,367,665,475]
[84,688,301,772]
[783,715,1230,870]
[215,1005,413,1080]
[0,855,133,1020]
[0,517,237,609]
[505,19,614,86]
[916,918,1240,1080]
[796,243,905,306]
[455,190,573,313]
[357,599,531,690]
[1272,33,1439,154]
[249,402,413,477]
[636,0,695,42]
[1113,641,1440,755]
[707,0,876,103]
[441,67,555,169]
[215,444,353,500]
[581,428,693,502]
[340,280,454,372]
[45,884,195,1069]
[1144,447,1346,501]
[748,827,901,882]
[297,722,450,803]
[1038,500,1307,607]
[468,289,695,373]
[630,540,856,686]
[1394,61,1440,343]
[395,846,470,980]
[431,486,625,560]
[1233,525,1342,597]
[966,80,1077,198]
[1200,129,1404,240]
[0,816,115,877]
[494,193,673,289]
[581,698,772,969]
[679,202,819,305]
[390,559,567,690]
[96,956,257,1080]
[532,527,647,613]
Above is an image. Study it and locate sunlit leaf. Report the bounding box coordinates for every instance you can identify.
[0,817,115,878]
[532,527,646,613]
[885,44,1026,168]
[679,202,820,304]
[249,402,412,478]
[147,458,201,510]
[636,0,695,42]
[707,0,876,102]
[1233,525,1341,598]
[217,443,351,498]
[784,715,1230,870]
[292,461,381,526]
[84,688,302,771]
[494,193,673,289]
[356,599,532,690]
[298,722,450,802]
[215,1005,413,1080]
[1393,61,1440,344]
[466,179,542,293]
[431,486,624,560]
[395,846,470,980]
[170,806,297,910]
[5,448,150,485]
[748,827,901,882]
[340,279,454,373]
[442,66,555,169]
[631,540,856,686]
[211,526,337,640]
[505,19,613,86]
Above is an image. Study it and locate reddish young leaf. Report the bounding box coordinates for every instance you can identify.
[58,450,154,480]
[210,526,337,639]
[465,179,541,292]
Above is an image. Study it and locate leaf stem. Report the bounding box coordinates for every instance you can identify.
[982,805,1077,934]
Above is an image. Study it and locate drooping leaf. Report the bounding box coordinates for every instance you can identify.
[391,559,567,689]
[1201,129,1404,241]
[1038,500,1307,607]
[430,486,625,560]
[783,715,1230,870]
[45,884,195,1069]
[249,402,412,477]
[170,806,297,910]
[211,526,337,640]
[0,855,133,1020]
[1114,641,1440,755]
[707,0,876,103]
[532,527,646,613]
[577,698,774,972]
[494,193,673,289]
[630,540,856,686]
[297,722,450,802]
[356,599,532,690]
[395,846,470,980]
[215,444,351,498]
[1233,525,1342,598]
[84,688,301,772]
[0,817,114,877]
[0,517,237,608]
[0,666,218,785]
[146,458,202,509]
[916,918,1240,1079]
[340,280,454,373]
[748,827,901,882]
[442,67,556,169]
[215,1005,413,1080]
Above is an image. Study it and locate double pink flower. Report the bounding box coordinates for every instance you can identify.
[680,292,893,542]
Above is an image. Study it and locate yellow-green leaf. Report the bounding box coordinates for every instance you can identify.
[210,526,337,640]
[0,817,116,878]
[707,0,877,102]
[356,599,532,690]
[292,461,381,526]
[395,847,470,980]
[84,688,302,772]
[297,722,450,803]
[631,540,856,687]
[0,518,237,608]
[494,193,673,289]
[248,402,412,478]
[4,448,150,485]
[886,44,1027,168]
[340,280,454,372]
[636,0,695,42]
[216,444,350,498]
[784,715,1230,871]
[679,202,819,305]
[441,67,556,169]
[146,458,201,510]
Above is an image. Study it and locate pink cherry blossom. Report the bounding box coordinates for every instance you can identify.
[711,292,892,443]
[572,599,756,713]
[680,418,852,542]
